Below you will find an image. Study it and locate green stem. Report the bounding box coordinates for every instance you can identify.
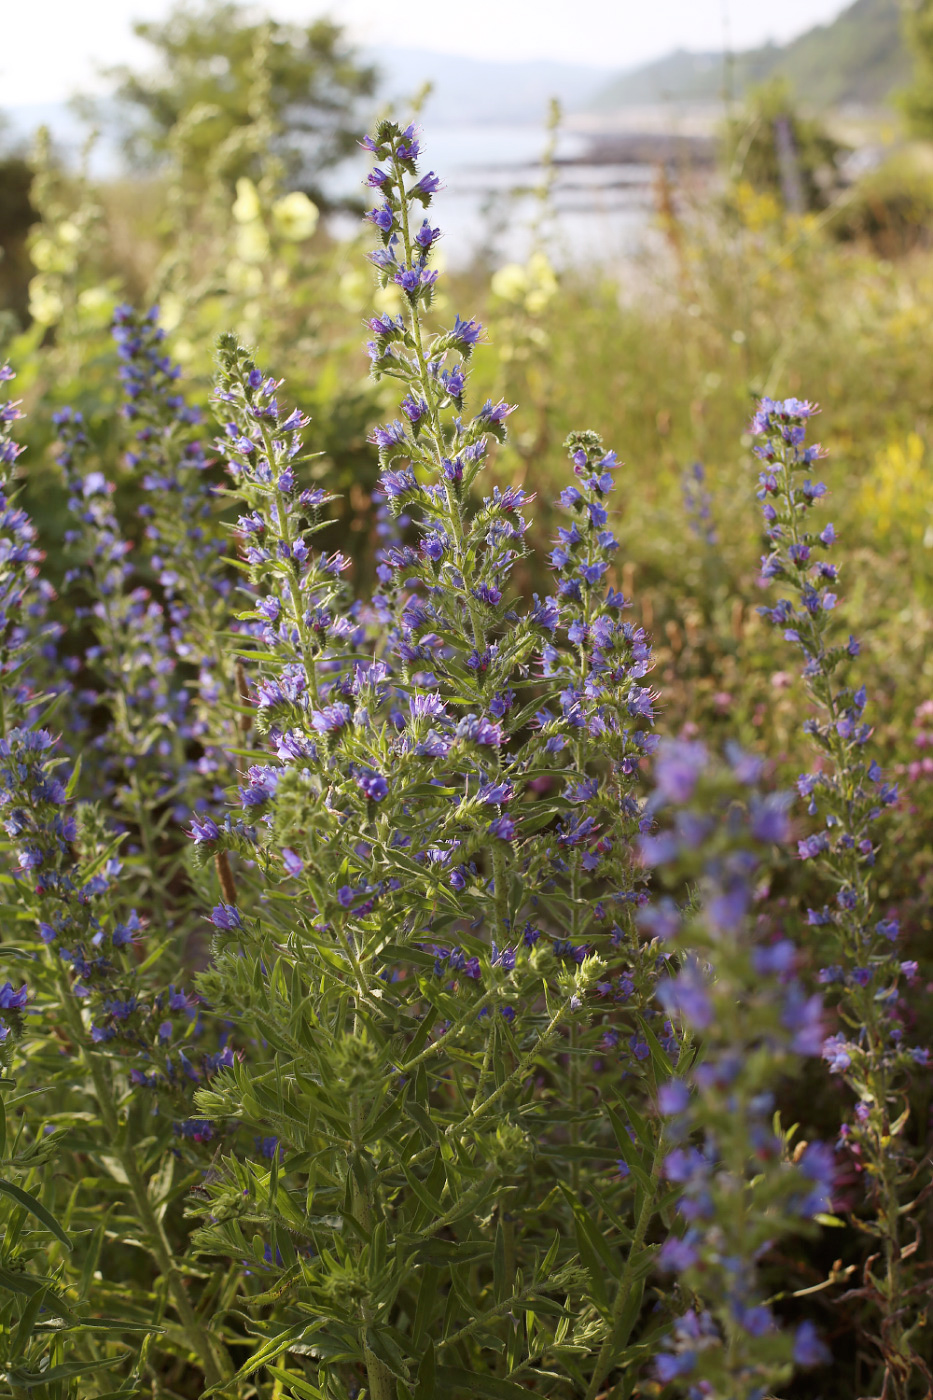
[438,1277,541,1351]
[455,996,574,1133]
[350,1086,396,1400]
[491,843,510,953]
[55,972,233,1388]
[472,1026,496,1110]
[584,1131,665,1400]
[393,989,498,1079]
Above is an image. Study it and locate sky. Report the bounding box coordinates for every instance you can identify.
[4,0,856,107]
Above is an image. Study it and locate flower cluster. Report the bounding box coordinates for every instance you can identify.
[54,405,188,824]
[0,367,58,727]
[681,460,717,547]
[752,396,923,1390]
[113,306,241,749]
[0,114,921,1400]
[638,740,831,1398]
[900,697,933,786]
[187,120,679,1400]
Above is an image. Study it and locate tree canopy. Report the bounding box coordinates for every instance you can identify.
[901,0,933,135]
[105,1,377,197]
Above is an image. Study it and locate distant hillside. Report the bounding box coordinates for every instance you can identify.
[593,0,910,110]
[367,48,610,126]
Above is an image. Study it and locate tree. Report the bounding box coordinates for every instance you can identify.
[723,78,845,214]
[901,0,933,135]
[103,1,377,199]
[0,120,36,326]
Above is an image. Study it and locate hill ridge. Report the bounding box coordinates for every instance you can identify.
[594,0,909,111]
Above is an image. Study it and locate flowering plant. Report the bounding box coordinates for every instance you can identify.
[0,118,925,1400]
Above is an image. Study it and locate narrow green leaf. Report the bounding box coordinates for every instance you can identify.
[61,1317,164,1334]
[540,1230,561,1278]
[401,1162,445,1216]
[0,1267,47,1299]
[202,1320,323,1395]
[607,1088,654,1155]
[370,1220,387,1282]
[89,1390,146,1400]
[559,1185,617,1308]
[365,1326,409,1380]
[412,1264,441,1349]
[10,1285,46,1359]
[0,1178,71,1250]
[8,1355,123,1388]
[404,1101,439,1141]
[435,1366,535,1398]
[413,1238,492,1266]
[267,1365,325,1399]
[414,1340,436,1400]
[493,1218,507,1304]
[65,753,83,798]
[606,1107,651,1192]
[634,1014,675,1081]
[402,1004,438,1062]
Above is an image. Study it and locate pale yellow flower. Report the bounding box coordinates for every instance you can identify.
[232,178,261,224]
[157,293,184,333]
[272,191,319,241]
[227,260,264,295]
[525,250,558,312]
[373,283,404,316]
[28,277,64,326]
[491,262,529,303]
[30,237,61,273]
[235,221,270,264]
[338,269,368,312]
[77,285,115,325]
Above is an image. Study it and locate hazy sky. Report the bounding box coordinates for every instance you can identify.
[5,0,855,107]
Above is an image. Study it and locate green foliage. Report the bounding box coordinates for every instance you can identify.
[900,0,933,134]
[828,142,933,254]
[723,78,845,213]
[2,56,933,1396]
[101,0,376,199]
[0,155,34,327]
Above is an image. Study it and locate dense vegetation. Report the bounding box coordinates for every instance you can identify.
[1,9,933,1399]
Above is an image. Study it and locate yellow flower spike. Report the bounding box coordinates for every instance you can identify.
[372,283,403,316]
[57,219,80,247]
[490,261,529,303]
[27,277,64,327]
[29,237,60,273]
[338,269,367,312]
[235,222,270,264]
[157,293,184,334]
[856,432,930,546]
[232,177,261,224]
